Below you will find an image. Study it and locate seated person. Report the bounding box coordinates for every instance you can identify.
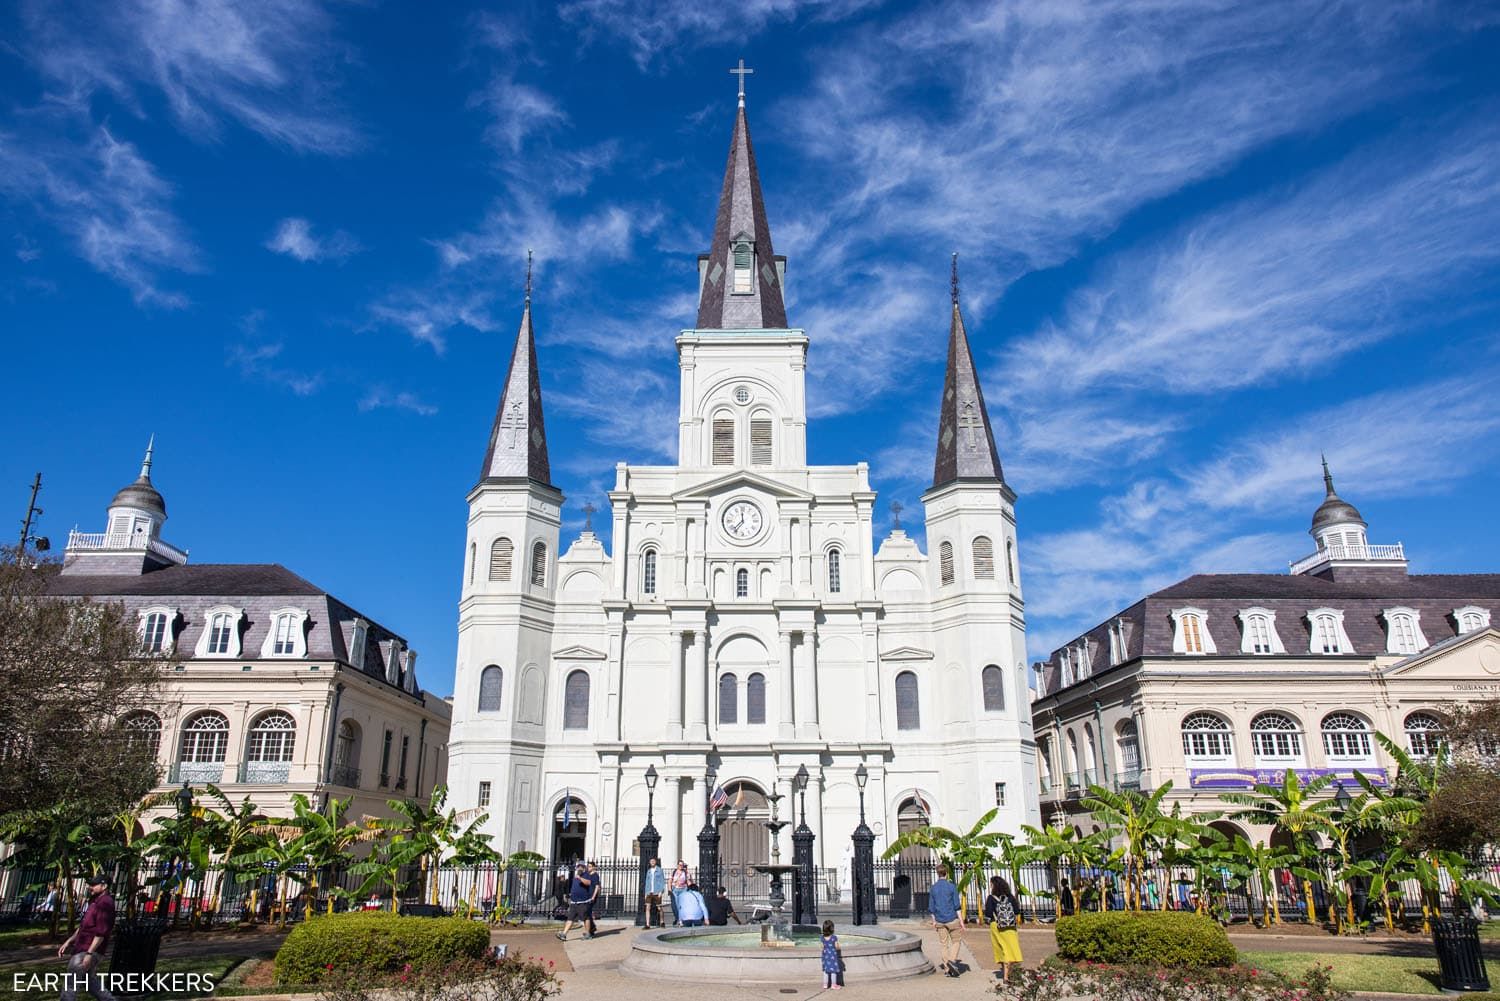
[706,886,744,926]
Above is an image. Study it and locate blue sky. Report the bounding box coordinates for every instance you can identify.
[3,1,1499,698]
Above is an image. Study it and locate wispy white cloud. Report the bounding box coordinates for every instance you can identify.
[0,126,199,306]
[358,387,439,417]
[266,217,361,262]
[228,339,323,396]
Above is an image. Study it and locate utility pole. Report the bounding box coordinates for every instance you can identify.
[17,473,48,562]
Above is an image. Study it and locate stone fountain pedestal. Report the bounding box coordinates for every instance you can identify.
[620,926,933,984]
[752,862,799,947]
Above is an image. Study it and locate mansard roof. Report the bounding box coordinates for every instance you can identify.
[931,297,1005,489]
[478,296,552,487]
[695,104,788,330]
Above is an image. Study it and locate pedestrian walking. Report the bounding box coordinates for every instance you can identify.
[820,919,844,990]
[643,858,666,929]
[669,860,690,926]
[58,875,117,1001]
[983,876,1024,985]
[584,861,600,938]
[677,883,709,927]
[556,864,593,942]
[929,863,965,978]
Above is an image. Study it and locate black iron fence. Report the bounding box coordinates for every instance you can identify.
[4,851,1495,928]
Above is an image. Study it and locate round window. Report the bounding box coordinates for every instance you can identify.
[733,385,752,405]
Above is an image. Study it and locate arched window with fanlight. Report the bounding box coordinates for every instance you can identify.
[1250,711,1304,765]
[827,548,842,594]
[735,568,750,598]
[981,664,1005,712]
[478,665,502,713]
[563,670,590,730]
[178,711,229,782]
[1320,711,1373,762]
[718,672,738,725]
[245,711,296,782]
[1181,712,1233,765]
[642,548,658,596]
[122,710,161,760]
[895,671,920,730]
[1405,711,1444,758]
[747,673,766,724]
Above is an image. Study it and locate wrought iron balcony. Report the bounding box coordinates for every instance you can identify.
[328,764,361,788]
[170,762,224,784]
[237,761,291,784]
[1115,769,1142,790]
[1289,541,1405,575]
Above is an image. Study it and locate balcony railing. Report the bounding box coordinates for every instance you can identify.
[171,762,224,784]
[237,761,291,784]
[1289,541,1405,575]
[1115,768,1142,790]
[66,530,189,565]
[328,764,361,789]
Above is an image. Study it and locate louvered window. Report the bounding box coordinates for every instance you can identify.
[489,538,513,581]
[747,673,766,724]
[530,541,547,587]
[973,536,994,579]
[938,541,955,586]
[981,664,1004,711]
[732,241,753,293]
[1007,540,1017,583]
[563,670,590,730]
[735,568,749,598]
[712,419,735,465]
[718,673,738,724]
[750,418,773,465]
[895,671,920,730]
[1181,614,1204,654]
[468,544,476,585]
[478,665,502,712]
[827,548,842,594]
[642,549,657,595]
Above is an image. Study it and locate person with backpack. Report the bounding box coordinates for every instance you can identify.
[983,875,1024,985]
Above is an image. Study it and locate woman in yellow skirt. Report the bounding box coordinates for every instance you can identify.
[983,875,1024,984]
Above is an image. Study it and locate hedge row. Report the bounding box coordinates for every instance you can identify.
[1054,911,1237,968]
[274,912,491,984]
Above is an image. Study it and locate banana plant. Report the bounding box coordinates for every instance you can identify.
[1227,836,1295,926]
[284,795,382,918]
[369,786,464,906]
[196,785,268,919]
[884,807,1008,919]
[1081,782,1176,912]
[1223,770,1340,924]
[1019,822,1089,918]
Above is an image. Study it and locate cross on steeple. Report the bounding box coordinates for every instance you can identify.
[524,248,533,305]
[581,502,596,532]
[730,58,753,107]
[890,500,904,530]
[951,251,960,307]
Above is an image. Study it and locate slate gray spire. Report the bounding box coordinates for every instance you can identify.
[478,253,552,487]
[1310,454,1365,534]
[932,255,1005,488]
[111,434,167,515]
[695,94,788,330]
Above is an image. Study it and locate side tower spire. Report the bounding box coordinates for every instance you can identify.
[478,250,552,487]
[695,62,788,330]
[932,254,1004,487]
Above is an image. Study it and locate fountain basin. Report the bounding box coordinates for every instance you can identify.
[620,925,933,984]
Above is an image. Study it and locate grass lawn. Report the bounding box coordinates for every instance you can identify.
[1481,921,1500,941]
[1239,950,1448,996]
[0,953,247,1001]
[0,928,49,952]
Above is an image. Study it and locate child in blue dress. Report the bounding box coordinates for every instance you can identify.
[821,919,844,989]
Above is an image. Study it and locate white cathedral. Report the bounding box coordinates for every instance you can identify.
[445,91,1038,873]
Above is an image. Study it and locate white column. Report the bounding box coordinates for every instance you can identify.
[686,630,707,741]
[779,515,794,597]
[667,630,685,739]
[858,502,876,597]
[800,632,819,738]
[607,616,624,741]
[807,773,826,866]
[664,775,683,866]
[799,518,814,595]
[861,613,882,740]
[779,629,796,739]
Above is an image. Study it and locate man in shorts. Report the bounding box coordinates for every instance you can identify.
[556,865,593,941]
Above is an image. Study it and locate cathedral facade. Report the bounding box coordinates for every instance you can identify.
[445,96,1038,871]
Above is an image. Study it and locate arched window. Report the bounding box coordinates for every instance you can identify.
[895,671,920,730]
[1384,609,1424,655]
[1180,613,1205,654]
[1242,613,1274,654]
[1321,712,1371,759]
[642,549,657,595]
[938,541,955,586]
[1455,606,1490,634]
[1116,720,1141,781]
[335,719,359,766]
[1181,712,1233,763]
[1250,711,1303,762]
[750,413,773,465]
[827,548,842,594]
[122,711,161,759]
[732,240,753,294]
[246,710,296,776]
[1405,712,1443,758]
[140,612,169,654]
[1082,723,1099,778]
[735,568,750,598]
[530,541,547,587]
[489,538,513,581]
[1310,610,1344,654]
[1006,540,1017,584]
[478,665,502,713]
[271,613,299,656]
[746,673,766,724]
[712,417,735,465]
[718,673,738,724]
[180,711,229,763]
[468,543,476,585]
[206,612,236,656]
[972,536,994,579]
[563,670,590,730]
[981,664,1005,711]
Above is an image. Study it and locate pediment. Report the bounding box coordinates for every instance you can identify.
[1381,627,1500,682]
[880,646,935,661]
[553,644,608,661]
[672,470,814,503]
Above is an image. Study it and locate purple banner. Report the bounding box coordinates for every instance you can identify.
[1188,767,1387,790]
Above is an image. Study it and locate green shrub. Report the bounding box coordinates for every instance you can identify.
[274,912,490,985]
[1054,911,1236,968]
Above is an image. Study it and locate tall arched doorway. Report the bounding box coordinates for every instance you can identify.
[718,781,771,901]
[550,795,586,865]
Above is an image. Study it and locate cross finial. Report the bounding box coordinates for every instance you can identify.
[581,502,596,532]
[890,500,904,530]
[951,252,960,307]
[524,249,533,306]
[1321,453,1335,496]
[730,59,754,107]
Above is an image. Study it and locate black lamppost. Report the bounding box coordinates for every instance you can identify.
[852,763,876,925]
[635,764,660,927]
[170,782,193,925]
[697,764,721,895]
[792,763,817,925]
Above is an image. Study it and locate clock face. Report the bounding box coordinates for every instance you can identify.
[721,500,764,541]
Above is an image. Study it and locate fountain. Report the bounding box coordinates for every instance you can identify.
[755,789,795,946]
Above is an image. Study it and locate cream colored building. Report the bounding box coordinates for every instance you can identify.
[49,445,452,822]
[1030,465,1499,844]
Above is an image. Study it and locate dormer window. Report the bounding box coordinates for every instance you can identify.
[196,606,244,659]
[732,240,753,294]
[1454,606,1491,634]
[1237,608,1283,655]
[1170,608,1216,655]
[262,608,310,658]
[1307,607,1352,654]
[138,607,176,655]
[1382,607,1427,655]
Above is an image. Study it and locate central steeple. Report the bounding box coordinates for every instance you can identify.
[932,254,1005,488]
[478,252,552,488]
[695,72,788,330]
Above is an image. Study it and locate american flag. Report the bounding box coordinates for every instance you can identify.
[709,785,729,811]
